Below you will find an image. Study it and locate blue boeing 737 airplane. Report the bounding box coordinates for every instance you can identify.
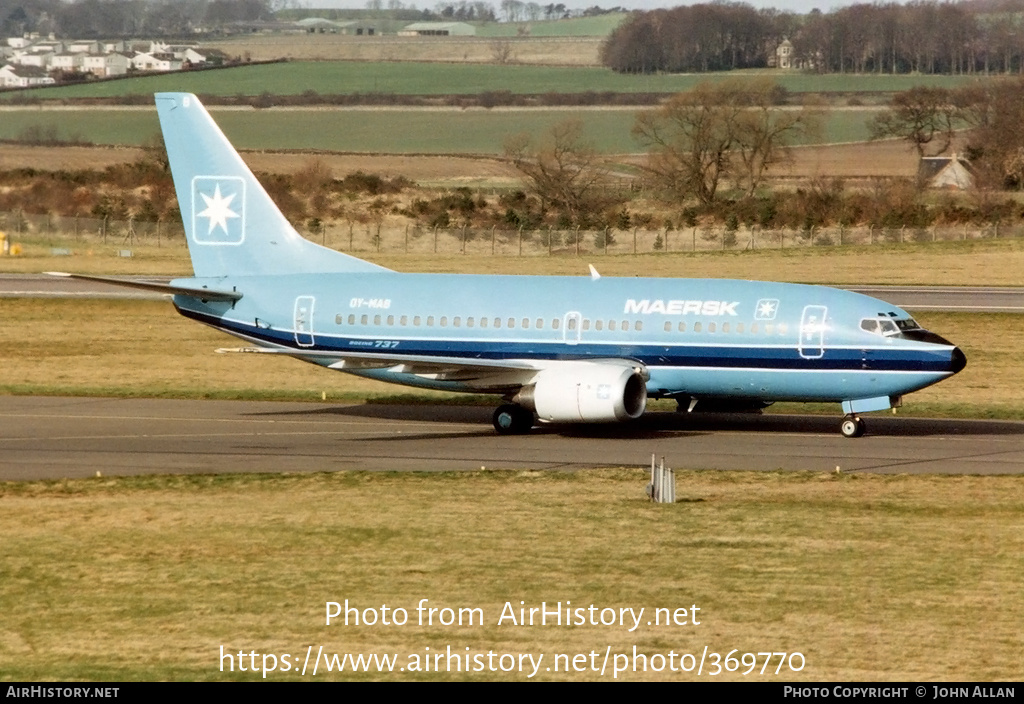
[55,93,966,437]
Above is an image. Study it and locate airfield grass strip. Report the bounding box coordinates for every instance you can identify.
[7,235,1024,286]
[0,469,1020,680]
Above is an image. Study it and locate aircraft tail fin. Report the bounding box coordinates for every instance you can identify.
[154,93,389,278]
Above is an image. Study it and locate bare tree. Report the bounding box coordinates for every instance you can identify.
[633,80,812,204]
[504,119,610,225]
[867,86,958,157]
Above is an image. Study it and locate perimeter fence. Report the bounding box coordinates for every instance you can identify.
[2,210,1022,257]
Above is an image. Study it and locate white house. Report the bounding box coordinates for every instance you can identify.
[49,52,84,71]
[0,63,56,87]
[131,52,183,72]
[10,50,52,67]
[82,52,130,77]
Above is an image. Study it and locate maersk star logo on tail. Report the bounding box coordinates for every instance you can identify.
[191,176,245,245]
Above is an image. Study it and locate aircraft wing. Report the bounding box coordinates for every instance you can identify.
[46,272,242,302]
[216,347,645,390]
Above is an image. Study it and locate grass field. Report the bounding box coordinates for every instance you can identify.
[0,106,880,152]
[0,469,1020,680]
[0,61,988,102]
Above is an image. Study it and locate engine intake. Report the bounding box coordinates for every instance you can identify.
[516,363,648,423]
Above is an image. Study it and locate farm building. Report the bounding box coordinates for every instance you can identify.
[918,153,974,190]
[398,22,476,36]
[296,18,378,35]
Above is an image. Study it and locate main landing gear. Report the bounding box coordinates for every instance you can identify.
[492,404,534,435]
[840,415,866,438]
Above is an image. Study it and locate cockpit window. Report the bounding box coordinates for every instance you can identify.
[895,318,921,331]
[860,317,901,337]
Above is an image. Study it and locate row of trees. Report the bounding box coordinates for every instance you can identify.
[602,1,1024,75]
[502,77,1024,228]
[504,79,819,226]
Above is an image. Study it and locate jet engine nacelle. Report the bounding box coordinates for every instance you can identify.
[519,363,648,423]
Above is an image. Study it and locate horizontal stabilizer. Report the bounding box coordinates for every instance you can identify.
[46,272,242,302]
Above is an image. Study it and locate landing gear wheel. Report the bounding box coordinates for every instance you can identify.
[493,404,533,435]
[840,416,866,438]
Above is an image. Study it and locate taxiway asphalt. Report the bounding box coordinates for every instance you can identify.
[2,396,1021,481]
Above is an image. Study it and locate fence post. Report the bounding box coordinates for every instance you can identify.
[575,226,580,256]
[491,225,495,255]
[518,226,523,256]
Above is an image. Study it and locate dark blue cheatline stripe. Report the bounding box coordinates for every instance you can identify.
[177,308,957,374]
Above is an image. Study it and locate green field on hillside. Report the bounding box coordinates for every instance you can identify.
[474,13,627,37]
[0,62,988,101]
[0,107,877,152]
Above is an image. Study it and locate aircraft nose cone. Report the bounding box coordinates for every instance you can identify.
[950,347,967,374]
